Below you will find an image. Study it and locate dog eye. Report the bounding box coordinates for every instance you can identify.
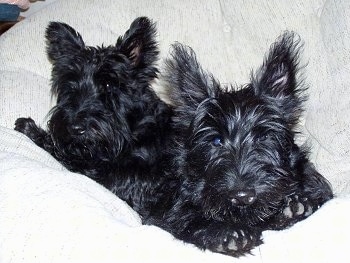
[100,82,112,93]
[212,136,223,147]
[257,133,272,142]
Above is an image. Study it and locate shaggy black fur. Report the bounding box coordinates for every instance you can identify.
[15,24,333,257]
[143,33,333,257]
[14,17,173,215]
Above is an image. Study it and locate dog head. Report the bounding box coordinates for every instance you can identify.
[45,17,159,167]
[165,33,307,225]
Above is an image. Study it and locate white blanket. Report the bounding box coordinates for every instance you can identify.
[0,127,349,263]
[1,0,350,262]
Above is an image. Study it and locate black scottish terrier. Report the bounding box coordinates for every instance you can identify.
[144,33,333,256]
[15,20,333,257]
[15,17,172,215]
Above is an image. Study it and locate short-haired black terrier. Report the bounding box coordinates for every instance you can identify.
[15,17,172,215]
[144,33,333,257]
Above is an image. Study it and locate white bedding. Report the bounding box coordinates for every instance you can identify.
[0,128,349,263]
[1,0,350,262]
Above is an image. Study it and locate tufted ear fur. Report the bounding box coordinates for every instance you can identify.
[46,22,85,62]
[252,32,306,126]
[117,17,159,78]
[164,43,221,112]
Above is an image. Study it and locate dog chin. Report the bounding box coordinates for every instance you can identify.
[205,199,281,226]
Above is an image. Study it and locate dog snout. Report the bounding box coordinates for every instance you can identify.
[230,189,257,206]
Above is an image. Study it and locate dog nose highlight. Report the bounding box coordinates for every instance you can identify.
[231,189,257,206]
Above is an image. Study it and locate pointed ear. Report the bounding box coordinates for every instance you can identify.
[163,43,220,111]
[46,22,85,61]
[117,17,159,74]
[252,32,306,125]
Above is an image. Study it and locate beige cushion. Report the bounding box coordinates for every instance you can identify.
[0,0,349,262]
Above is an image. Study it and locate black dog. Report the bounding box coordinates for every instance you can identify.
[143,33,333,257]
[15,17,172,215]
[15,24,333,257]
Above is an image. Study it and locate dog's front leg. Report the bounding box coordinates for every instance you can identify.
[266,161,333,230]
[14,117,55,154]
[199,224,263,257]
[152,207,263,257]
[181,219,263,257]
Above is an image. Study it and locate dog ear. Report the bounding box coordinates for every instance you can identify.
[252,32,306,125]
[46,22,85,61]
[164,43,220,111]
[117,17,159,73]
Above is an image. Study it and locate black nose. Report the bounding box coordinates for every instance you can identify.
[70,124,86,135]
[230,189,257,206]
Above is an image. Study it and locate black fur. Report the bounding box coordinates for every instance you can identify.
[15,26,333,257]
[144,33,333,257]
[15,17,172,215]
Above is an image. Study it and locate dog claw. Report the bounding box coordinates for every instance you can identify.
[282,201,305,218]
[208,227,262,257]
[268,194,317,230]
[296,202,305,215]
[227,239,238,250]
[304,203,314,217]
[286,195,312,218]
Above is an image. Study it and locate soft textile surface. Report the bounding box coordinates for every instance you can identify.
[0,126,349,262]
[0,0,350,262]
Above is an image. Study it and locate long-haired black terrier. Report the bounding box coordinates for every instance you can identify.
[15,23,332,257]
[144,33,333,257]
[15,17,172,215]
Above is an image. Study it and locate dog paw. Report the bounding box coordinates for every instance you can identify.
[282,195,314,218]
[268,194,315,230]
[14,117,50,149]
[14,117,36,134]
[207,227,262,257]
